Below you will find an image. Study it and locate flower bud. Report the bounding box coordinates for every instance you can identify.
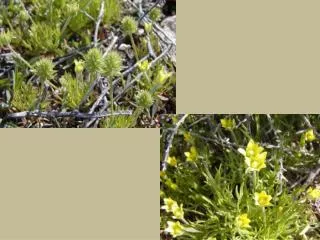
[74,59,85,74]
[84,48,103,74]
[32,58,56,81]
[149,7,162,22]
[144,22,153,33]
[102,51,123,78]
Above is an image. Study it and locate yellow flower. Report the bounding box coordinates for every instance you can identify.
[155,66,172,84]
[161,197,178,212]
[165,221,184,238]
[300,129,316,146]
[172,204,184,220]
[184,146,198,162]
[307,187,320,200]
[305,129,316,142]
[238,139,267,172]
[235,214,251,228]
[220,118,236,130]
[184,132,192,143]
[138,60,149,72]
[166,156,177,167]
[254,191,272,207]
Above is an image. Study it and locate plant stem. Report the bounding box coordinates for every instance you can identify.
[18,0,34,24]
[8,45,32,69]
[49,0,53,24]
[231,130,239,145]
[143,71,152,83]
[129,34,139,62]
[61,16,72,38]
[130,106,143,127]
[181,218,188,224]
[109,78,114,114]
[253,171,257,192]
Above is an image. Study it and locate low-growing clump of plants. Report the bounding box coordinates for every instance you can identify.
[0,0,175,128]
[160,115,320,239]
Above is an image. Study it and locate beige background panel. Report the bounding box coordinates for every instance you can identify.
[0,129,159,240]
[178,0,320,113]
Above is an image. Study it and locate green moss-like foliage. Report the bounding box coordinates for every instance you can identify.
[60,73,90,109]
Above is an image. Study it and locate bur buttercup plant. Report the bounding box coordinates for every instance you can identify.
[0,0,176,127]
[102,51,123,113]
[121,16,139,61]
[161,115,320,239]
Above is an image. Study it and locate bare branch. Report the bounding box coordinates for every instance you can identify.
[6,110,132,119]
[94,0,105,47]
[162,114,189,171]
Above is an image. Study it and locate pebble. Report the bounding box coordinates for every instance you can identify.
[119,44,131,51]
[137,29,145,36]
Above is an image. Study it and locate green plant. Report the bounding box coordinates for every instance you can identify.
[135,89,154,110]
[25,22,61,55]
[149,7,162,22]
[0,30,13,47]
[160,115,320,239]
[32,58,56,82]
[104,0,121,25]
[60,72,90,109]
[121,16,139,61]
[101,113,135,128]
[84,47,103,79]
[0,0,176,128]
[11,72,39,111]
[102,51,123,113]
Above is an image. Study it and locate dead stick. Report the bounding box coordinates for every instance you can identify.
[162,114,189,171]
[6,110,132,119]
[94,0,105,47]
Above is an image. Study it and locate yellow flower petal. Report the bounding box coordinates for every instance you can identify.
[172,204,184,220]
[236,214,251,228]
[161,198,178,212]
[255,191,272,207]
[166,156,177,167]
[307,187,320,200]
[165,221,184,237]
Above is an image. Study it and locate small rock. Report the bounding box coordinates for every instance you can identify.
[137,28,145,36]
[160,15,176,64]
[119,44,131,51]
[161,15,176,36]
